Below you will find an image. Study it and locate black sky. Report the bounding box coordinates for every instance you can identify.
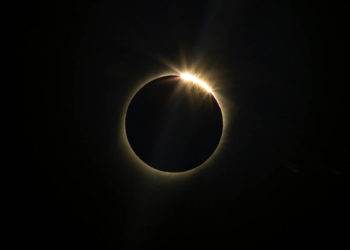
[8,0,348,249]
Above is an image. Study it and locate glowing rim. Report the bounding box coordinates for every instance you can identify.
[180,73,213,94]
[120,72,230,176]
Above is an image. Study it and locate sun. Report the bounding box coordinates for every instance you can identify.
[120,64,232,176]
[180,73,213,94]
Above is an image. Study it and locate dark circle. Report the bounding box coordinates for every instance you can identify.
[125,75,223,172]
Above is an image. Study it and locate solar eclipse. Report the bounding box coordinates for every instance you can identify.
[124,74,223,173]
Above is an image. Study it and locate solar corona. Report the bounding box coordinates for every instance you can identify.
[124,73,224,173]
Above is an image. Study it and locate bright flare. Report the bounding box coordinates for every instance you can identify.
[180,73,213,94]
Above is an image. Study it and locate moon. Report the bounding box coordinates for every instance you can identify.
[125,74,223,173]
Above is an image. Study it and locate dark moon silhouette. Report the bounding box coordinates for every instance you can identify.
[125,75,223,172]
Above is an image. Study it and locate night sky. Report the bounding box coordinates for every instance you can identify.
[8,0,347,249]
